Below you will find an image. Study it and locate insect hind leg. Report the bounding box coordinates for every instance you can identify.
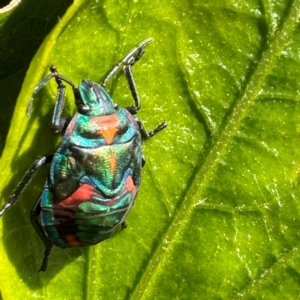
[30,194,53,272]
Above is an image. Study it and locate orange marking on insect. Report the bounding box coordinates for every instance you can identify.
[110,152,117,173]
[100,127,119,144]
[91,115,119,144]
[65,234,80,246]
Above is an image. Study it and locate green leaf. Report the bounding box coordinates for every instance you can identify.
[1,0,300,299]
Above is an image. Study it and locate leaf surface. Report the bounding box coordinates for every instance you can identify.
[1,0,300,299]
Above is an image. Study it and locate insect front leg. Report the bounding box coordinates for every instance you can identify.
[102,38,153,87]
[0,154,54,216]
[123,64,141,114]
[30,195,53,272]
[48,66,75,133]
[51,81,67,132]
[27,65,77,133]
[102,38,153,114]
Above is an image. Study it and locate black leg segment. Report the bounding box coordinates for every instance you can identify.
[102,39,154,114]
[30,195,53,272]
[0,154,54,216]
[136,118,167,140]
[123,64,140,113]
[52,82,67,133]
[121,220,128,229]
[27,65,77,133]
[102,38,153,88]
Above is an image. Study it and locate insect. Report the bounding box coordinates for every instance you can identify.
[0,38,167,271]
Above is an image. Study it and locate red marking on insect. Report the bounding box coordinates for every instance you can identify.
[66,119,76,135]
[54,177,137,209]
[65,234,80,246]
[55,184,99,207]
[125,176,135,193]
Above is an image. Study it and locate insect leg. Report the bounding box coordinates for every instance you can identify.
[121,220,127,229]
[27,73,54,116]
[123,64,141,113]
[48,67,76,133]
[51,81,69,133]
[102,38,153,89]
[121,39,154,113]
[27,65,77,133]
[30,195,53,272]
[135,117,167,140]
[0,154,54,216]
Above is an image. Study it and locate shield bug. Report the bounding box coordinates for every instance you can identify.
[0,38,167,271]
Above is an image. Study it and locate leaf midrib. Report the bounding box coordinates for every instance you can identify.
[130,2,300,299]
